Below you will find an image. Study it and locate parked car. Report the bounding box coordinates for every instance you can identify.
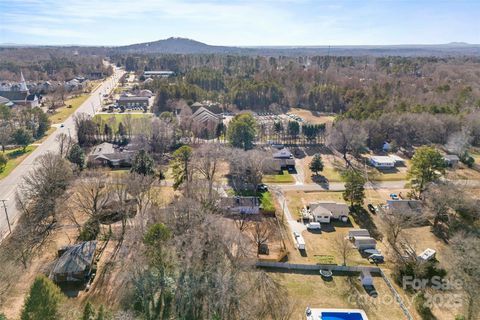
[60,124,64,128]
[390,193,399,200]
[364,249,381,255]
[367,204,377,214]
[257,184,268,192]
[368,254,385,263]
[306,222,321,230]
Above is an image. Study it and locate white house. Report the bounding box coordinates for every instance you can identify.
[305,202,350,223]
[370,156,395,168]
[388,154,405,165]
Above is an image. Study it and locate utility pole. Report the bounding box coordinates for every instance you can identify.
[1,199,12,234]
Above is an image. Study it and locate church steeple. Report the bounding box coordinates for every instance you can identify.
[19,71,29,93]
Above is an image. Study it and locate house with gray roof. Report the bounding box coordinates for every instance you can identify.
[272,147,295,171]
[219,196,260,214]
[50,241,97,284]
[443,154,460,168]
[88,142,134,168]
[306,201,350,223]
[192,106,222,125]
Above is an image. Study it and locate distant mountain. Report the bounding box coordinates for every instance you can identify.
[116,37,252,55]
[3,37,480,57]
[114,38,480,57]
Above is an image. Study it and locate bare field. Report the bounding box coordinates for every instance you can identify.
[288,108,336,125]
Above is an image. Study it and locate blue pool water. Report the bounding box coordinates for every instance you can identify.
[321,312,365,320]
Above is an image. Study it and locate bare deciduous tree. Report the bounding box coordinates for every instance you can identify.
[193,144,224,201]
[252,219,271,256]
[71,170,111,223]
[56,132,73,158]
[448,233,480,320]
[327,119,367,167]
[333,233,355,266]
[379,207,425,257]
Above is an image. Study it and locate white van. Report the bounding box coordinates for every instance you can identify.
[296,236,305,250]
[306,222,321,230]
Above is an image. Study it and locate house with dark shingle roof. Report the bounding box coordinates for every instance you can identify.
[50,241,97,284]
[0,72,40,107]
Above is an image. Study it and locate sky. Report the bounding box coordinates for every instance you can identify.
[0,0,479,46]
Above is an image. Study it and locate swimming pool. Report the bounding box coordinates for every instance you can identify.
[306,308,369,320]
[321,311,365,320]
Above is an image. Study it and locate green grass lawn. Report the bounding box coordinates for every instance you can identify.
[49,94,89,124]
[259,191,275,212]
[321,166,343,182]
[0,146,37,180]
[94,113,153,131]
[262,170,295,183]
[226,189,275,212]
[369,169,408,181]
[471,151,480,163]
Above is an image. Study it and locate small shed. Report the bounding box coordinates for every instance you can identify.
[348,229,371,240]
[50,241,97,284]
[354,237,377,250]
[382,142,391,152]
[444,155,460,168]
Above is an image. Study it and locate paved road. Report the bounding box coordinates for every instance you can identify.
[273,179,480,192]
[271,187,306,234]
[0,67,125,241]
[270,177,480,242]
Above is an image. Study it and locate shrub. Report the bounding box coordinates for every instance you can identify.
[78,218,100,241]
[0,153,7,173]
[459,152,475,168]
[21,275,64,320]
[414,292,435,320]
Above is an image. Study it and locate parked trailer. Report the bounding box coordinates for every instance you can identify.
[348,229,371,240]
[354,236,377,250]
[296,236,305,250]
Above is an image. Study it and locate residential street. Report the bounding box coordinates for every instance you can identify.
[0,67,125,241]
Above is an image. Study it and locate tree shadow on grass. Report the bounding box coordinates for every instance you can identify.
[7,148,28,159]
[349,205,383,241]
[311,174,330,189]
